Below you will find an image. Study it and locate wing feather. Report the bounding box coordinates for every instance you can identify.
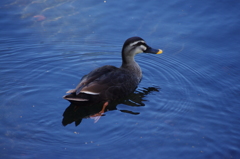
[66,65,140,101]
[75,65,118,95]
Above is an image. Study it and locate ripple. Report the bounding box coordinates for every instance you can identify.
[137,53,208,118]
[1,46,234,148]
[60,52,208,117]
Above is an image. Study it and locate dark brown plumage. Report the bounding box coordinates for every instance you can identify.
[63,37,163,108]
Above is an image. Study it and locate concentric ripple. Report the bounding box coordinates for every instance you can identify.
[137,53,207,118]
[60,51,209,122]
[58,51,211,144]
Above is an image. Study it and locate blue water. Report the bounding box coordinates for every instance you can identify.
[1,0,240,158]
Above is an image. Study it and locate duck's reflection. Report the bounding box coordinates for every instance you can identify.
[62,86,159,126]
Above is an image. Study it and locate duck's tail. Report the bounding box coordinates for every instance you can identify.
[63,93,102,106]
[63,94,89,102]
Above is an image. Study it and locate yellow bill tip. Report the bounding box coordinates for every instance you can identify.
[156,49,163,54]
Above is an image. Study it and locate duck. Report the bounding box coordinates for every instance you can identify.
[63,37,163,111]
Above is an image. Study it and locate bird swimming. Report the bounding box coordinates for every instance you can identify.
[63,37,163,112]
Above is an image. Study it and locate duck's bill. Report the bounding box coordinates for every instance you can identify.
[144,47,163,54]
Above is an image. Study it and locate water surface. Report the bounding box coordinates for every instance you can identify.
[1,0,240,158]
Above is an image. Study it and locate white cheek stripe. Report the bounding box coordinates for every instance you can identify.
[140,45,147,51]
[130,40,145,46]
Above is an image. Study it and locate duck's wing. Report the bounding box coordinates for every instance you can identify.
[65,64,140,102]
[80,66,139,101]
[67,65,119,95]
[67,65,139,101]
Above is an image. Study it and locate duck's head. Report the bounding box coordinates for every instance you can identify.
[121,37,163,63]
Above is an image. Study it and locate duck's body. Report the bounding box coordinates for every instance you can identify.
[63,37,162,108]
[65,65,139,102]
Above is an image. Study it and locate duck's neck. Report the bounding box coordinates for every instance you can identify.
[121,54,142,81]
